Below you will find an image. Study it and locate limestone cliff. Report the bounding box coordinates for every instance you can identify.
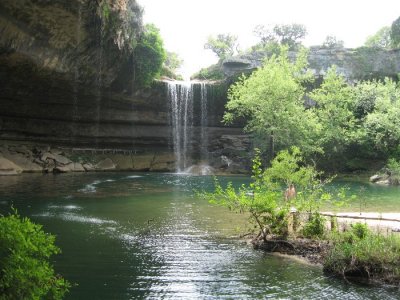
[0,0,251,174]
[223,46,400,81]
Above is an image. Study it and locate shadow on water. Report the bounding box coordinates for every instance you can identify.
[0,173,399,299]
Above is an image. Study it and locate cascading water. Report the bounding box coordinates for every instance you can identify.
[72,2,82,145]
[95,11,104,148]
[167,81,193,172]
[200,83,209,162]
[167,81,213,174]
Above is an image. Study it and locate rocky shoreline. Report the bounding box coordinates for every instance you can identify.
[0,142,177,175]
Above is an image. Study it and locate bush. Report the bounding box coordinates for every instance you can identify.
[324,225,400,283]
[350,222,370,239]
[191,64,224,81]
[0,211,70,299]
[387,158,400,184]
[302,213,325,238]
[133,24,166,88]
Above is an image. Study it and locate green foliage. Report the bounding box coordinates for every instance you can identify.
[350,222,370,239]
[0,211,70,299]
[309,67,357,158]
[302,213,326,238]
[191,64,225,81]
[322,35,344,49]
[200,147,338,240]
[363,79,400,156]
[353,81,381,119]
[133,24,166,88]
[163,51,183,72]
[365,26,392,49]
[324,227,400,283]
[204,34,239,60]
[387,158,400,184]
[162,51,183,79]
[225,47,321,159]
[391,16,400,48]
[98,0,142,53]
[253,24,307,50]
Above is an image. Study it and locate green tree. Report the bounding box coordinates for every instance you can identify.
[391,16,400,48]
[365,26,392,49]
[322,35,344,49]
[224,47,320,159]
[164,51,183,72]
[204,33,239,60]
[133,23,166,88]
[161,51,184,80]
[0,211,70,299]
[200,147,335,241]
[363,78,400,156]
[253,24,307,50]
[309,67,357,161]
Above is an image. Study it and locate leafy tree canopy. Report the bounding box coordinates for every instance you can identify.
[391,16,400,48]
[365,26,392,49]
[224,47,320,159]
[253,23,307,50]
[204,33,239,60]
[133,23,166,88]
[322,35,344,49]
[309,66,357,156]
[164,51,183,72]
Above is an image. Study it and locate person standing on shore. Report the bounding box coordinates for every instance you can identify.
[284,184,296,201]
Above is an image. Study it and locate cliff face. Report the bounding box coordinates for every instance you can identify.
[0,0,166,148]
[0,0,142,89]
[0,1,250,173]
[223,47,400,81]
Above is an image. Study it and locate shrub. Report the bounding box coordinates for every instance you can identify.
[324,226,400,283]
[0,211,70,299]
[387,158,400,184]
[350,222,370,239]
[133,24,166,88]
[302,213,326,238]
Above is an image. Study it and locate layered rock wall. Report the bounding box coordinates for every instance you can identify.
[223,47,400,81]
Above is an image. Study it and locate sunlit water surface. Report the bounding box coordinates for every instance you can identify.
[0,173,399,299]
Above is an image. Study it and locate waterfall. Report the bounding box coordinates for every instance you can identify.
[95,10,104,148]
[200,83,208,162]
[72,2,82,145]
[167,82,193,172]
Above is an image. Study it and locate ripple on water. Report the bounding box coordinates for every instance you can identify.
[48,204,82,211]
[125,175,143,179]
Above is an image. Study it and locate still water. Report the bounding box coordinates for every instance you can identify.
[0,173,399,299]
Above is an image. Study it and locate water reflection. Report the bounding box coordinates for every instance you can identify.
[0,173,399,299]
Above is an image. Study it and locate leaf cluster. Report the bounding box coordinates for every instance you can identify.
[133,23,166,88]
[199,147,345,239]
[0,211,70,299]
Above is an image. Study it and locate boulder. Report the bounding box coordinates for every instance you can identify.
[54,162,84,173]
[0,157,23,175]
[41,152,72,165]
[376,179,390,185]
[1,151,42,172]
[95,158,116,170]
[369,174,386,183]
[83,163,95,171]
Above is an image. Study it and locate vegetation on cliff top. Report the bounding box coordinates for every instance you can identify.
[133,23,166,88]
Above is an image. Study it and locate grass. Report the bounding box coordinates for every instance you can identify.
[323,223,400,284]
